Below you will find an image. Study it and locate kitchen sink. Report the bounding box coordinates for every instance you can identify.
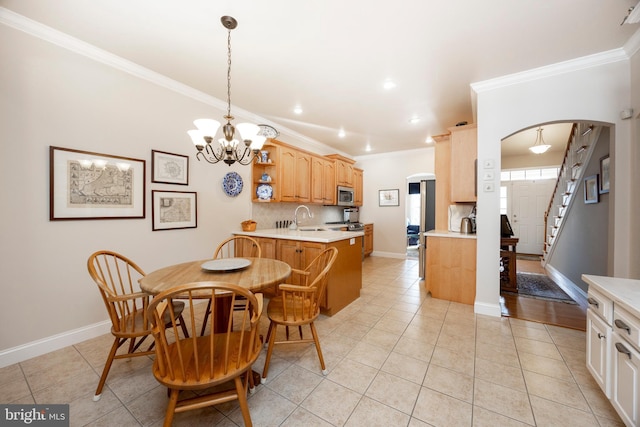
[298,227,328,231]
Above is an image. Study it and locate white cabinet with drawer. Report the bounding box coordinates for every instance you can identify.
[583,274,640,427]
[587,309,612,397]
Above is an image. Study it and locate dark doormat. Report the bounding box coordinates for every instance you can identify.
[505,272,577,304]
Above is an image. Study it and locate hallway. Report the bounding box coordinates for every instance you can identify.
[501,258,587,331]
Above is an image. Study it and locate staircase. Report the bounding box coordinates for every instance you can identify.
[542,123,600,265]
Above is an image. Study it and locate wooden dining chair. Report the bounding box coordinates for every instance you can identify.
[148,282,263,427]
[87,250,188,401]
[261,247,338,383]
[200,236,262,336]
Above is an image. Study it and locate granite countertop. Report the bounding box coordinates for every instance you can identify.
[234,227,364,243]
[582,274,640,318]
[424,230,477,240]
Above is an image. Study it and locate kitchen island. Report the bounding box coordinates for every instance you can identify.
[234,228,363,315]
[424,230,477,305]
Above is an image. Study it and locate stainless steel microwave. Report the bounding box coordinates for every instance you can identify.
[337,186,355,206]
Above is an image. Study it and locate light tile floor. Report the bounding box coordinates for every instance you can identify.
[0,256,624,426]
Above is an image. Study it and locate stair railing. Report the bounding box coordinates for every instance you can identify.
[542,123,600,265]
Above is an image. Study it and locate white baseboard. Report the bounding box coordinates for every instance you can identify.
[545,264,588,309]
[474,301,502,318]
[0,321,112,368]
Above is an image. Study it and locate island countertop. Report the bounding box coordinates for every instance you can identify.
[425,230,477,240]
[234,227,364,243]
[582,274,640,318]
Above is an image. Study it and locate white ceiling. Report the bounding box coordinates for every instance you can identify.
[2,0,639,156]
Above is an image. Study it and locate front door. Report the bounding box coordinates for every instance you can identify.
[509,179,555,255]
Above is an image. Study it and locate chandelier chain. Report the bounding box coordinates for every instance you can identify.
[226,28,232,120]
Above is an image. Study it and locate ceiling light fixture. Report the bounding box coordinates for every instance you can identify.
[529,127,551,154]
[383,79,396,90]
[338,129,346,138]
[293,105,303,115]
[187,16,277,166]
[409,117,421,124]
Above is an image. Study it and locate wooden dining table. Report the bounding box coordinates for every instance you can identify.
[139,257,291,333]
[139,257,291,296]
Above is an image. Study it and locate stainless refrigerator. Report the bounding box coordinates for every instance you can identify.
[418,179,436,279]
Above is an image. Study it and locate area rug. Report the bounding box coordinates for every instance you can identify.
[507,272,577,304]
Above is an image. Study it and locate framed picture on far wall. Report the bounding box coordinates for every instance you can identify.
[584,174,599,204]
[379,189,400,206]
[599,155,610,194]
[49,146,145,220]
[152,190,197,231]
[152,150,189,185]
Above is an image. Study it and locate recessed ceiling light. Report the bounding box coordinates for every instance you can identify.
[293,105,303,115]
[409,116,421,124]
[425,136,434,144]
[383,79,396,90]
[365,143,372,152]
[338,129,346,138]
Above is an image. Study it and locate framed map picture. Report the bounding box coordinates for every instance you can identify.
[49,146,145,220]
[152,150,189,185]
[152,190,197,231]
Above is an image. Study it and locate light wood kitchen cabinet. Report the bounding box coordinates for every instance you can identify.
[433,133,451,230]
[251,141,359,206]
[279,145,311,203]
[449,123,477,202]
[252,236,363,315]
[276,239,324,285]
[354,168,363,206]
[251,142,279,202]
[323,159,336,205]
[364,223,373,256]
[311,156,325,204]
[425,235,476,305]
[254,236,277,259]
[326,154,355,187]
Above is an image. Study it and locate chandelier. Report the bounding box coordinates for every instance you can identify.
[187,16,277,166]
[529,127,551,154]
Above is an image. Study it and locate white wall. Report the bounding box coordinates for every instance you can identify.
[354,148,435,257]
[472,52,635,317]
[0,22,325,364]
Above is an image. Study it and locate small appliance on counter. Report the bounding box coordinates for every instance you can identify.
[343,207,359,223]
[448,204,474,232]
[460,217,474,234]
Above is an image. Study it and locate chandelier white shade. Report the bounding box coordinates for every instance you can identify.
[187,16,271,166]
[529,127,551,154]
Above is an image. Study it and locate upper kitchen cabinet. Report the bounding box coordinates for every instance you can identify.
[449,123,477,203]
[311,156,336,205]
[326,154,355,187]
[279,145,311,203]
[252,142,279,202]
[323,159,336,205]
[354,168,363,206]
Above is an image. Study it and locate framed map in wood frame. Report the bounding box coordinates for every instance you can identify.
[151,150,189,185]
[49,146,145,220]
[152,190,197,231]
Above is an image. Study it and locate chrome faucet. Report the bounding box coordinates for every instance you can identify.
[291,205,313,229]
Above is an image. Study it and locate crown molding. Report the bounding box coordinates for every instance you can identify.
[0,7,333,152]
[471,48,629,94]
[624,27,640,57]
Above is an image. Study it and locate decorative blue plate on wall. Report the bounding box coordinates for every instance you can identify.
[222,172,243,197]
